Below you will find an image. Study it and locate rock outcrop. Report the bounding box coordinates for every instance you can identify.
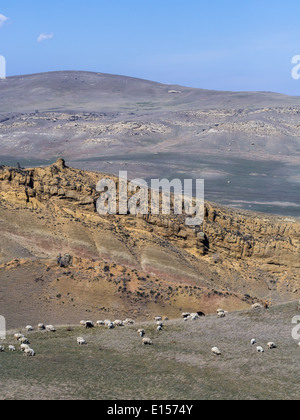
[0,161,299,316]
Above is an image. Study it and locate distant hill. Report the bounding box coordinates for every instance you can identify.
[1,71,300,114]
[0,71,299,217]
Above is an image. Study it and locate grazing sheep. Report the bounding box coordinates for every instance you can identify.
[19,337,30,345]
[21,344,30,352]
[212,347,221,356]
[107,322,114,329]
[251,339,257,345]
[114,320,124,327]
[9,345,16,352]
[157,326,163,331]
[197,312,206,317]
[96,321,105,326]
[38,323,45,331]
[257,346,264,353]
[0,346,5,352]
[156,321,163,327]
[80,320,87,326]
[142,337,153,346]
[252,303,263,310]
[85,321,94,329]
[46,325,56,332]
[14,333,24,341]
[218,311,226,318]
[26,326,33,332]
[123,319,135,325]
[182,313,190,319]
[77,337,87,345]
[190,313,200,321]
[24,348,35,357]
[138,329,145,337]
[267,342,277,350]
[154,316,162,322]
[104,320,112,326]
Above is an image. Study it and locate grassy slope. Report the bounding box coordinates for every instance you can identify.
[1,302,299,400]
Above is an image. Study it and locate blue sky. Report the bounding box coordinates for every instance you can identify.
[1,0,300,94]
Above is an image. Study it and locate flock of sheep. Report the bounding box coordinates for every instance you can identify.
[181,308,292,357]
[0,324,56,356]
[76,316,165,347]
[2,302,300,358]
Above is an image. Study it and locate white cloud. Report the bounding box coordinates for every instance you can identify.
[0,14,8,27]
[37,33,54,43]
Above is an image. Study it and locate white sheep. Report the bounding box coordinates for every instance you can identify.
[157,326,163,331]
[80,320,87,326]
[24,348,35,357]
[212,347,221,356]
[96,321,105,326]
[251,339,256,345]
[267,342,277,350]
[138,329,145,337]
[123,318,135,325]
[77,337,87,345]
[218,311,226,318]
[142,337,153,345]
[46,325,56,332]
[14,333,24,341]
[257,346,264,353]
[38,323,45,330]
[252,303,263,310]
[116,320,125,327]
[154,316,162,322]
[8,345,16,352]
[19,337,30,344]
[26,326,33,332]
[21,344,30,352]
[107,322,114,329]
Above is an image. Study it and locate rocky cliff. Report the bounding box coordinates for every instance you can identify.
[0,160,299,324]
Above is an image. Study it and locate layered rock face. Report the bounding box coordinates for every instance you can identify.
[0,160,299,322]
